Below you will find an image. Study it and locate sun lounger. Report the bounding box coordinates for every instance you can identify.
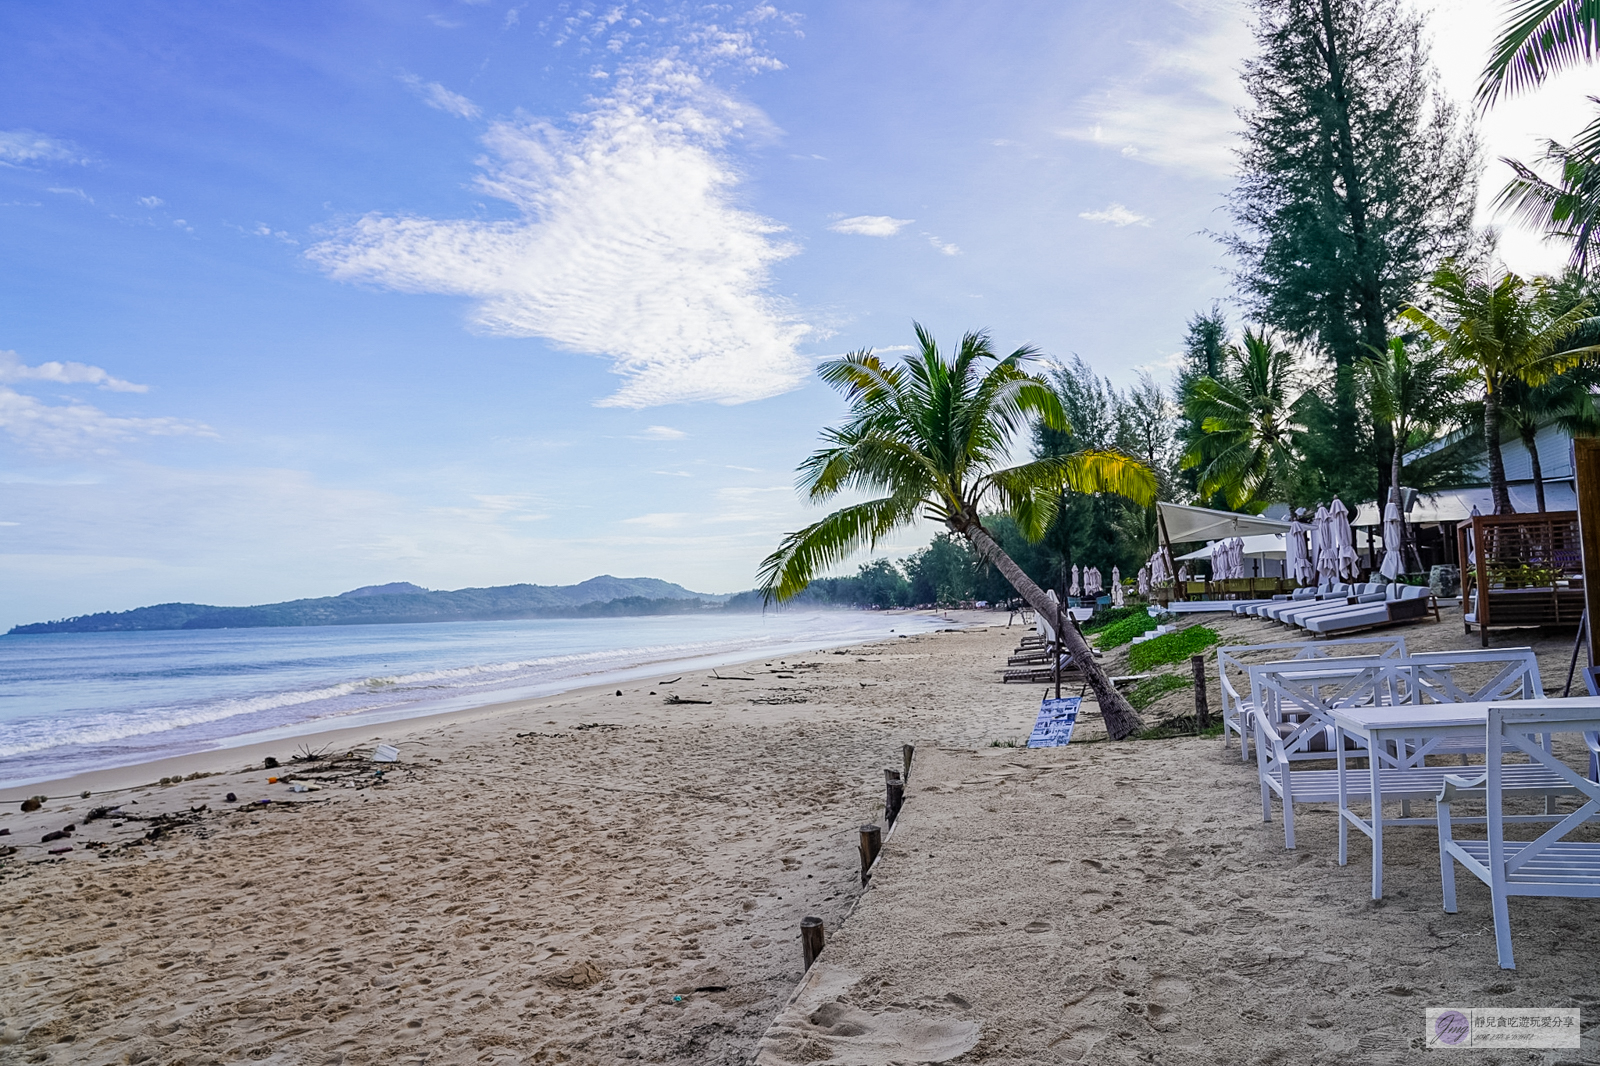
[1257,583,1358,622]
[1437,702,1600,968]
[1303,584,1437,635]
[1272,585,1388,628]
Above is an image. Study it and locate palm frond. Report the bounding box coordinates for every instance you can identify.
[1478,0,1600,107]
[756,495,922,604]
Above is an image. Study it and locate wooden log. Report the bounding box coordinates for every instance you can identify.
[801,916,824,970]
[1191,654,1210,729]
[885,778,905,826]
[902,743,914,784]
[858,824,881,884]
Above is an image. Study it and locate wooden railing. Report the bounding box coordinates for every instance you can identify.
[1456,511,1584,645]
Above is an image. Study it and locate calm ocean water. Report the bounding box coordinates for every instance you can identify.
[0,610,943,787]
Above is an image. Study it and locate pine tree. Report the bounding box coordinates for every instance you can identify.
[1226,0,1478,504]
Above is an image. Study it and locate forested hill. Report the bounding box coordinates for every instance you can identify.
[9,576,730,634]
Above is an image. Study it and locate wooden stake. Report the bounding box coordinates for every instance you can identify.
[1191,654,1210,729]
[902,743,914,784]
[884,772,905,827]
[858,824,881,884]
[801,916,824,970]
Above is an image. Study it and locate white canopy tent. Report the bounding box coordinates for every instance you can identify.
[1175,533,1289,561]
[1156,502,1291,542]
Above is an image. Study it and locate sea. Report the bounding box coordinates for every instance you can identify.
[0,610,948,788]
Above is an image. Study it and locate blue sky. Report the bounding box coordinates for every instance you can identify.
[0,0,1591,628]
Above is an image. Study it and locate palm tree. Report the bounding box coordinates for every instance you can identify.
[1180,329,1308,512]
[1401,263,1600,513]
[1362,337,1468,570]
[1477,0,1599,106]
[1499,367,1600,510]
[757,325,1159,740]
[1495,106,1600,274]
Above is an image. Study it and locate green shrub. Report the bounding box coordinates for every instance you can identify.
[1081,605,1144,634]
[1093,612,1159,649]
[1126,672,1192,710]
[1128,625,1221,671]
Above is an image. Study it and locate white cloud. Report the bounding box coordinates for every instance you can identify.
[0,350,148,392]
[829,215,913,237]
[636,424,687,440]
[311,57,811,408]
[0,387,214,455]
[623,511,691,527]
[1080,202,1152,227]
[48,186,94,203]
[926,235,961,256]
[0,129,86,167]
[253,222,298,245]
[138,195,164,208]
[398,73,483,119]
[1060,2,1252,178]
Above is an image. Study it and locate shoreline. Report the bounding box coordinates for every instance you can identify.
[0,608,983,793]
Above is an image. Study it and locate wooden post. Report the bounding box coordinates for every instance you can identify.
[1191,654,1210,729]
[902,743,914,784]
[1576,438,1600,669]
[801,916,824,970]
[884,770,904,826]
[1157,505,1182,601]
[1054,600,1064,700]
[858,824,882,883]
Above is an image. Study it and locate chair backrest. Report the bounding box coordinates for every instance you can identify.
[1482,703,1600,872]
[1583,665,1600,698]
[1216,636,1408,715]
[1392,648,1543,704]
[1248,658,1393,760]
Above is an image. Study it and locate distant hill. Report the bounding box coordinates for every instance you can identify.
[8,576,732,635]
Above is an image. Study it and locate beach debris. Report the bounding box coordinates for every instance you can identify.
[263,756,280,769]
[664,695,712,705]
[711,670,755,681]
[289,784,323,793]
[225,792,237,803]
[0,828,7,836]
[20,797,44,813]
[659,676,681,685]
[48,846,72,855]
[373,744,400,763]
[84,806,117,822]
[292,742,334,762]
[615,689,623,696]
[546,960,604,989]
[80,790,91,798]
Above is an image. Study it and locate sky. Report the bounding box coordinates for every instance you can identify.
[0,0,1593,629]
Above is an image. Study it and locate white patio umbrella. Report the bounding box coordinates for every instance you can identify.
[1313,505,1339,583]
[1111,566,1124,606]
[1328,498,1362,580]
[1086,567,1102,596]
[1378,499,1406,580]
[1209,539,1226,578]
[1150,550,1170,584]
[1137,566,1150,597]
[1287,516,1315,584]
[1069,565,1080,598]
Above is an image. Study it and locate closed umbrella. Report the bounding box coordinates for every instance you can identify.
[1378,500,1406,580]
[1210,540,1225,579]
[1111,566,1124,606]
[1313,505,1338,583]
[1287,516,1314,584]
[1069,565,1080,598]
[1137,566,1150,597]
[1328,498,1361,580]
[1086,567,1102,596]
[1150,550,1170,584]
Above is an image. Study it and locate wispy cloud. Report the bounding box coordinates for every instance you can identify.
[635,424,687,440]
[253,222,298,245]
[1080,202,1152,227]
[0,350,148,392]
[926,234,961,256]
[137,195,164,208]
[0,388,213,455]
[0,129,87,167]
[622,511,691,528]
[829,215,912,237]
[1060,2,1251,179]
[48,186,93,203]
[311,56,811,408]
[398,73,483,119]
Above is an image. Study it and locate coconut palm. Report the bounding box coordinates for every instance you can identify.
[1495,106,1600,274]
[757,324,1159,740]
[1362,337,1468,569]
[1401,263,1600,513]
[1181,329,1309,512]
[1478,0,1599,106]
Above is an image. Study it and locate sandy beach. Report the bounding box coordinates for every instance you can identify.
[3,606,1598,1063]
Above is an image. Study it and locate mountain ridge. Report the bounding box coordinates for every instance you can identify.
[8,576,733,635]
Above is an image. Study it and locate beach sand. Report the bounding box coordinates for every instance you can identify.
[3,606,1598,1063]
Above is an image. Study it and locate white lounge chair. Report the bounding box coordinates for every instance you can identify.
[1303,584,1437,635]
[1437,702,1600,968]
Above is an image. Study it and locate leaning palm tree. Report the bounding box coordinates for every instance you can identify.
[1401,263,1600,514]
[1180,329,1308,512]
[757,325,1159,740]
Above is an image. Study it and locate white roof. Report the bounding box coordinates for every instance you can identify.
[1158,502,1291,543]
[1174,533,1288,562]
[1350,483,1578,526]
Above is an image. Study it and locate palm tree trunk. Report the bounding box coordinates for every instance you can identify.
[956,514,1145,740]
[1519,423,1546,512]
[1484,388,1513,514]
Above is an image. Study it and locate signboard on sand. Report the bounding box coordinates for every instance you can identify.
[1027,696,1081,748]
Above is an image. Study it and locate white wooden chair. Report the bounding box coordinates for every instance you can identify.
[1437,702,1600,968]
[1216,636,1407,760]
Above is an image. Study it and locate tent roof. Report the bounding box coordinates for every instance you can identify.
[1174,533,1288,562]
[1349,483,1578,526]
[1158,502,1291,543]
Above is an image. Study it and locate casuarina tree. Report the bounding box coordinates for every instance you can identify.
[757,324,1159,740]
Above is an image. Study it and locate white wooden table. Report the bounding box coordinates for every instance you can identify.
[1328,699,1585,900]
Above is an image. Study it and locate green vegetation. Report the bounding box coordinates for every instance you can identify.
[1126,673,1193,711]
[1129,626,1222,672]
[1080,605,1145,634]
[1093,613,1159,650]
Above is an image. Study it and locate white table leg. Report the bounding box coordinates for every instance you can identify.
[1370,728,1385,900]
[1337,727,1349,865]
